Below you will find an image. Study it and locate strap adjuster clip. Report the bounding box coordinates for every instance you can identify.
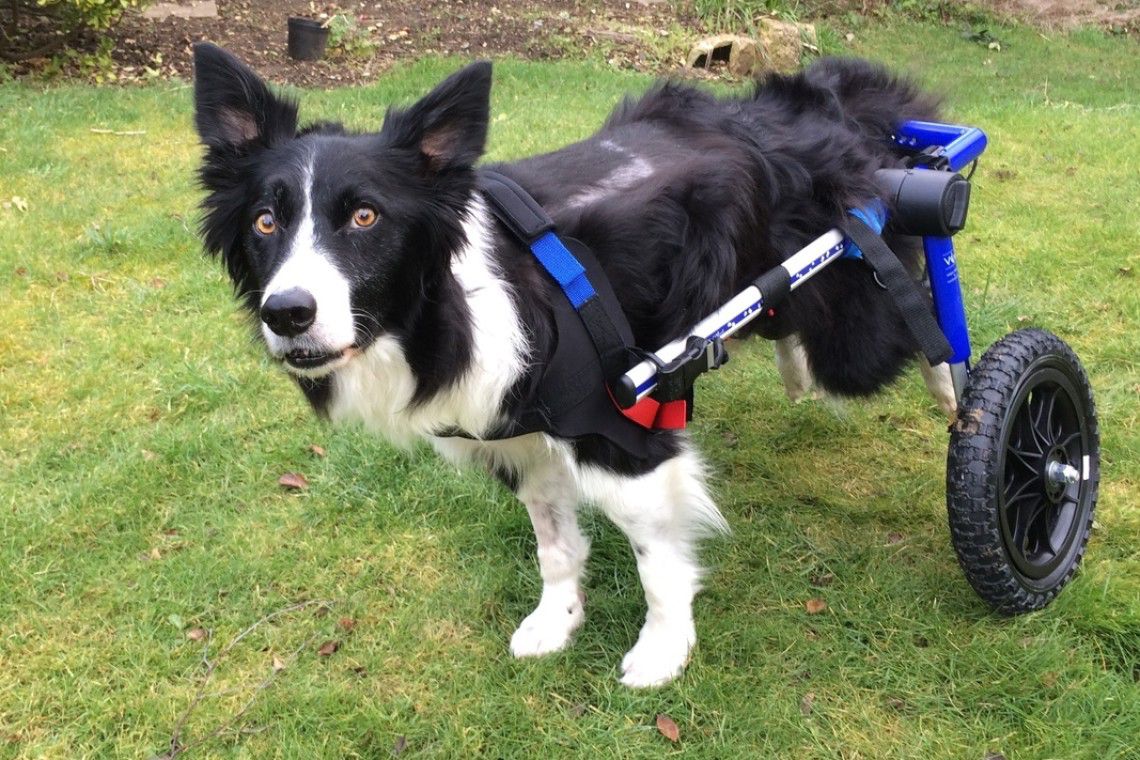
[646,336,730,403]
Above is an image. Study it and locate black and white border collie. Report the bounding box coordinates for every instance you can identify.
[193,44,954,687]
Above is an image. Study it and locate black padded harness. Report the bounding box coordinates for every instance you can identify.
[438,170,659,459]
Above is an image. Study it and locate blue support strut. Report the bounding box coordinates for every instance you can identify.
[923,235,971,365]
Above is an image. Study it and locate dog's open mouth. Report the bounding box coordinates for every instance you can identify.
[283,346,359,371]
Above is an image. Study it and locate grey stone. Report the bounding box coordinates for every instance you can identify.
[142,1,219,21]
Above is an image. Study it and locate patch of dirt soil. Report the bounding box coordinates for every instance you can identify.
[977,0,1139,31]
[7,0,1134,86]
[105,0,697,88]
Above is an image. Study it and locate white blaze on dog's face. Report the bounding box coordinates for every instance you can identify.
[253,161,358,378]
[192,43,493,379]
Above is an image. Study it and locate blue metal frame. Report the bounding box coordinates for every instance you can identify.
[895,120,988,172]
[897,120,989,391]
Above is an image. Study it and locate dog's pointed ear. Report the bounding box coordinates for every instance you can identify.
[382,61,492,173]
[193,43,297,150]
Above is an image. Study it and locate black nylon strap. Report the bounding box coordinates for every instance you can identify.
[845,217,952,365]
[477,171,555,242]
[577,296,631,381]
[477,170,633,385]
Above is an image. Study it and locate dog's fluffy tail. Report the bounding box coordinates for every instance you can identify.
[801,57,942,145]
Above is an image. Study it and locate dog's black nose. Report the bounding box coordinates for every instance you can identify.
[261,288,317,337]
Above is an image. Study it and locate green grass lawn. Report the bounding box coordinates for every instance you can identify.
[1,18,1138,759]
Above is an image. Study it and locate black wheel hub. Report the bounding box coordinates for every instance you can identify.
[999,367,1087,582]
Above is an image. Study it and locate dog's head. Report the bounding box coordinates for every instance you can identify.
[193,44,491,378]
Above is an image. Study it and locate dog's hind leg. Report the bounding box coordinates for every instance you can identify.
[581,446,727,687]
[509,455,589,658]
[919,357,958,419]
[774,334,819,402]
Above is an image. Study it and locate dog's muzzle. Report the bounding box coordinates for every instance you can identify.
[259,286,359,374]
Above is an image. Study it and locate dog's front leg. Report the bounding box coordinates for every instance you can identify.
[509,464,588,658]
[585,449,725,688]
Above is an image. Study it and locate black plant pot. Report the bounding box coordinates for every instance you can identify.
[287,17,329,61]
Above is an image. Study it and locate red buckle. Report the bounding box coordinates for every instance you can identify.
[610,390,687,431]
[654,399,687,430]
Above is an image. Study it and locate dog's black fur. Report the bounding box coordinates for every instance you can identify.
[194,46,939,475]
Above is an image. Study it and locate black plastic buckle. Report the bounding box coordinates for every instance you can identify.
[651,336,730,403]
[903,146,951,171]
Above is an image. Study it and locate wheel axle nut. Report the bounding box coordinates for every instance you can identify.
[1046,461,1080,485]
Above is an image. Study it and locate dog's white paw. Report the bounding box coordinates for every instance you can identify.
[510,601,584,658]
[619,620,695,688]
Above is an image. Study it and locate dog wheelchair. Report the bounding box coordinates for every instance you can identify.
[479,119,1099,614]
[608,121,1101,614]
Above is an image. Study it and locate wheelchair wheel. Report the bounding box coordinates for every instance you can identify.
[946,328,1099,614]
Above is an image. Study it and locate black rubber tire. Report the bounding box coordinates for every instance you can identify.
[947,328,1099,614]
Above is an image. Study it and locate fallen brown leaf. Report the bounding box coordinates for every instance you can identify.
[278,472,309,490]
[805,598,827,615]
[317,640,340,657]
[656,713,680,743]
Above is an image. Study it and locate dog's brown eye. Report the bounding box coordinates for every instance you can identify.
[254,212,276,235]
[351,207,377,229]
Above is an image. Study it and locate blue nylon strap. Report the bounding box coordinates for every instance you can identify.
[843,199,887,260]
[530,230,597,309]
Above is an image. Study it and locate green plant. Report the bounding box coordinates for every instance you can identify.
[0,0,151,62]
[325,13,377,60]
[692,0,805,31]
[41,0,147,29]
[82,220,130,255]
[688,0,995,30]
[40,34,117,82]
